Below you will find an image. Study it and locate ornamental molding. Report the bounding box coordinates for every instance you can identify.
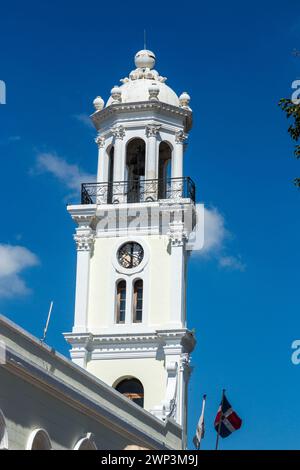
[65,329,194,356]
[145,123,162,138]
[167,220,188,247]
[74,232,95,251]
[67,206,97,228]
[91,101,192,133]
[175,129,188,144]
[111,125,125,140]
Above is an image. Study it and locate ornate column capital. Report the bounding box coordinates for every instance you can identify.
[95,135,105,148]
[111,125,125,140]
[175,129,188,144]
[168,220,188,247]
[74,232,95,251]
[179,352,190,371]
[146,124,161,138]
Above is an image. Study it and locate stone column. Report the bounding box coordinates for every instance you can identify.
[168,219,187,327]
[95,136,107,204]
[73,225,95,333]
[178,352,191,450]
[173,130,188,178]
[112,125,125,203]
[145,124,161,201]
[95,136,106,183]
[146,124,161,180]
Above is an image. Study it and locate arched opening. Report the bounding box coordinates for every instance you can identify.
[0,410,8,450]
[115,378,144,407]
[26,428,52,450]
[126,138,145,203]
[133,279,143,323]
[107,146,114,203]
[74,433,97,450]
[158,142,172,199]
[116,280,126,324]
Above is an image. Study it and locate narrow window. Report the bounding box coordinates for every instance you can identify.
[133,279,143,323]
[116,280,126,323]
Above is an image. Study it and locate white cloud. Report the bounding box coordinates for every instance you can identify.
[0,135,21,146]
[190,205,245,271]
[73,113,94,129]
[34,152,94,192]
[0,244,39,298]
[218,255,246,272]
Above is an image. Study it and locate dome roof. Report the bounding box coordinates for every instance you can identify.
[106,79,179,107]
[105,49,180,108]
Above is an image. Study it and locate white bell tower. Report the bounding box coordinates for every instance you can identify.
[65,49,196,448]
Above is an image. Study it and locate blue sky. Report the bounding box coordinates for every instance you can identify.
[1,0,300,450]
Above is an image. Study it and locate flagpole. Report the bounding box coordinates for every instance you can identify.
[198,394,206,450]
[215,389,225,451]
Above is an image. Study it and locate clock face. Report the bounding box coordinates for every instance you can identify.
[117,242,144,269]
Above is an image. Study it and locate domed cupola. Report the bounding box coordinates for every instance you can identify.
[104,49,188,108]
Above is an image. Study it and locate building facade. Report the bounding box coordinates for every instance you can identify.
[0,48,197,451]
[65,49,197,449]
[0,315,181,450]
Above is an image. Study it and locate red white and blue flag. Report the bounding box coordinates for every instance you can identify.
[214,393,242,438]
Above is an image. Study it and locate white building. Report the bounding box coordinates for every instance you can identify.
[65,49,197,449]
[0,48,197,450]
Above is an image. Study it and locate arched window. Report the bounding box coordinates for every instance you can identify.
[74,433,97,450]
[26,428,52,450]
[126,138,145,203]
[133,279,143,323]
[116,378,144,407]
[116,280,126,324]
[158,142,172,199]
[0,410,8,450]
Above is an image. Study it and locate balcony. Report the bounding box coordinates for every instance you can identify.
[81,177,196,205]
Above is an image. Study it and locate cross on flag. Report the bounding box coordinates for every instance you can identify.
[214,392,242,438]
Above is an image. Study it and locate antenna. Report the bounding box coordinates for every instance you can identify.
[144,29,147,50]
[41,301,53,343]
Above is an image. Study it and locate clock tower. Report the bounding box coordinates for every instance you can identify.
[64,49,197,449]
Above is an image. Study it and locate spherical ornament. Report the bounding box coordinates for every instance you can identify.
[179,92,191,108]
[134,50,156,70]
[148,83,160,101]
[93,96,104,111]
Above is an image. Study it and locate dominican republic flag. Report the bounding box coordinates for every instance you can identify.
[214,393,242,438]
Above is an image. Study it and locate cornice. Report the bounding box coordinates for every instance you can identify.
[91,101,192,132]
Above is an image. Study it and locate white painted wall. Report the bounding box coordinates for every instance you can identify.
[87,357,167,412]
[87,235,173,332]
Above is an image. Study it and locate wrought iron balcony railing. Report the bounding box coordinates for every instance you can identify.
[81,177,196,205]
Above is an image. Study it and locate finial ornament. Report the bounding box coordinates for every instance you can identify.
[134,49,156,69]
[148,83,160,101]
[179,92,191,110]
[93,96,104,111]
[110,86,122,104]
[175,130,188,144]
[112,125,125,140]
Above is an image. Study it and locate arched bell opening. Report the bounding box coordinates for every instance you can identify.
[115,377,144,408]
[126,138,146,203]
[158,141,172,199]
